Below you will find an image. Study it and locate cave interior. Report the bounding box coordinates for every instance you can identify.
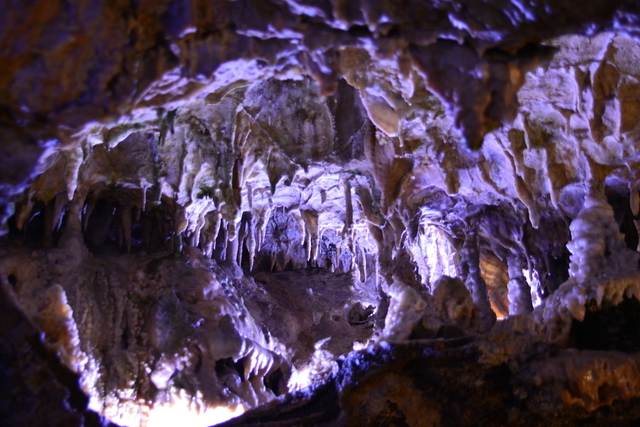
[4,1,640,426]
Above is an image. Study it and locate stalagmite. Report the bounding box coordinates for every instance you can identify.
[567,189,638,283]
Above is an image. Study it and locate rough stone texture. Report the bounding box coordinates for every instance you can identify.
[218,339,640,427]
[4,1,640,426]
[0,280,118,427]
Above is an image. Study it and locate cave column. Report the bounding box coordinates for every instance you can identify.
[461,228,496,331]
[506,255,533,315]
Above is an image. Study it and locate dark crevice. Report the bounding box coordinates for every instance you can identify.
[234,357,246,380]
[121,324,130,350]
[215,357,246,382]
[83,194,174,254]
[545,252,570,295]
[240,241,252,271]
[264,368,284,396]
[7,200,66,248]
[252,253,273,273]
[570,297,640,352]
[607,190,639,251]
[347,25,372,38]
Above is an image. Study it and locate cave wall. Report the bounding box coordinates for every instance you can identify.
[4,1,640,426]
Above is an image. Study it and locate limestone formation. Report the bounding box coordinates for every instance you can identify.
[4,1,640,426]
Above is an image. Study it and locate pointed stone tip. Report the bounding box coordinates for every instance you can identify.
[464,125,494,151]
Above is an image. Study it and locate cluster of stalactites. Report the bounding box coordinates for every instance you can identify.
[9,141,382,291]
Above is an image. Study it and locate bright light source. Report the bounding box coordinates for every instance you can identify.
[146,399,245,427]
[105,390,246,427]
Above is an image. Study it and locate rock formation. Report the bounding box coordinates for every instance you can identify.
[3,1,640,426]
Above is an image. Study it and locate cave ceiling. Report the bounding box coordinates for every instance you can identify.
[4,1,640,426]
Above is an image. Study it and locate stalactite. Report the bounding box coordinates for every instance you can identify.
[10,25,640,427]
[53,193,69,233]
[140,178,152,212]
[258,207,272,252]
[211,211,222,254]
[358,243,367,282]
[15,199,34,232]
[301,209,319,263]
